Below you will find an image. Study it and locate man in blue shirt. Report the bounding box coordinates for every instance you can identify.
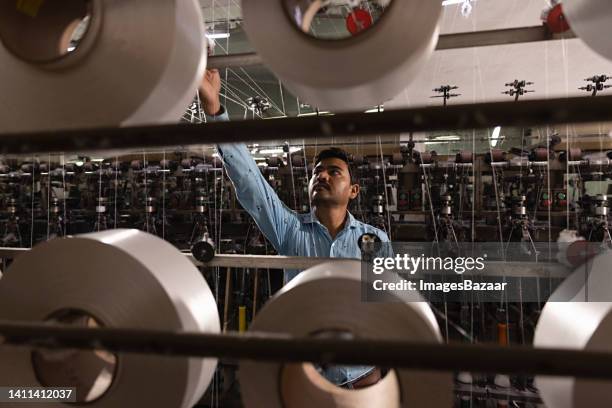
[199,69,389,388]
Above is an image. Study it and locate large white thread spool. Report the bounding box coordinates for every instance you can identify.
[534,249,612,408]
[0,0,206,133]
[0,229,220,407]
[242,0,441,112]
[238,260,453,408]
[563,0,612,62]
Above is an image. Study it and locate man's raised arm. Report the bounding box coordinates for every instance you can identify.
[199,69,294,252]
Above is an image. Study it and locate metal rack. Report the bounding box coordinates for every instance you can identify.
[1,320,612,380]
[1,94,612,155]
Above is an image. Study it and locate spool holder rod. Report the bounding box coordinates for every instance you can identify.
[0,320,611,379]
[208,26,575,69]
[1,95,612,155]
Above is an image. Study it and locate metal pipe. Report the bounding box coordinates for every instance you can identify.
[1,320,611,379]
[0,248,339,270]
[190,253,343,270]
[436,25,574,50]
[208,52,263,70]
[0,248,29,258]
[207,26,575,69]
[1,95,612,155]
[0,248,568,277]
[222,267,232,332]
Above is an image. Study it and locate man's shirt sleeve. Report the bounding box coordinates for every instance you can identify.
[208,107,294,251]
[205,106,230,123]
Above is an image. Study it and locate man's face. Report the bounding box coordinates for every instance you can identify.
[308,157,359,207]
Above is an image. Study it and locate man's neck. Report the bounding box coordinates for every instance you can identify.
[314,206,348,239]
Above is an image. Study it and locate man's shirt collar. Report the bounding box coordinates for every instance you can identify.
[298,210,358,230]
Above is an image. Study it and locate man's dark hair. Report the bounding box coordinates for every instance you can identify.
[314,147,356,183]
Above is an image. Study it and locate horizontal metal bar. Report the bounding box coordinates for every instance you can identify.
[0,247,29,258]
[193,257,569,278]
[187,253,342,269]
[208,52,263,70]
[0,247,337,270]
[0,248,568,277]
[0,320,610,379]
[436,25,575,50]
[1,95,611,155]
[208,26,575,69]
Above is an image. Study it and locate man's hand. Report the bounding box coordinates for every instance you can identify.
[199,68,222,115]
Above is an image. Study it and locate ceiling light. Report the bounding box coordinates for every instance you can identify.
[206,33,230,39]
[490,126,501,147]
[297,111,332,117]
[259,148,284,155]
[433,135,461,141]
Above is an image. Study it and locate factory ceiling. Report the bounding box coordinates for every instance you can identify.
[192,0,612,154]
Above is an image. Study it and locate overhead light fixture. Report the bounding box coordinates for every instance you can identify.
[258,147,302,155]
[490,126,501,147]
[297,111,332,117]
[441,0,464,5]
[206,32,230,39]
[259,148,284,155]
[433,135,461,141]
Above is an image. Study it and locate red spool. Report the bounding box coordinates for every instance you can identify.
[488,149,507,163]
[546,4,570,34]
[456,151,473,164]
[416,151,436,165]
[567,147,583,162]
[346,8,373,36]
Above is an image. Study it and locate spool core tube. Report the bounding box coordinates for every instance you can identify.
[31,308,117,403]
[282,0,393,41]
[0,0,94,64]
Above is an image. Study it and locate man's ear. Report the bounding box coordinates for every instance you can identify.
[349,183,360,200]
